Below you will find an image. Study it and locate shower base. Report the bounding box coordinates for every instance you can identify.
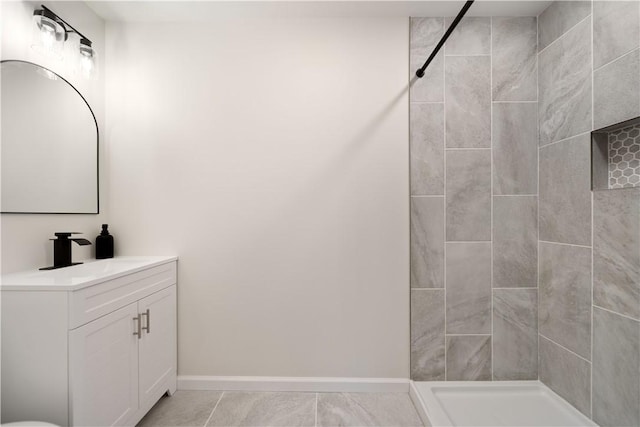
[409,381,596,427]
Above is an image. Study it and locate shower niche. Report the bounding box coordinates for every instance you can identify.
[592,116,640,190]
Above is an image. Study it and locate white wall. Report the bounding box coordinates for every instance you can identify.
[106,17,410,378]
[1,1,106,273]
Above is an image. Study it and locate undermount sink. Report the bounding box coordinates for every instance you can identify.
[1,256,177,291]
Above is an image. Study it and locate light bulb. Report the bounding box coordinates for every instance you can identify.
[79,39,97,79]
[31,10,65,59]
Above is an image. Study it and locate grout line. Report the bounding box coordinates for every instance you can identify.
[315,392,318,427]
[446,240,491,244]
[539,240,592,249]
[537,13,592,57]
[493,194,538,197]
[410,195,445,198]
[411,287,445,291]
[493,287,538,290]
[593,304,640,323]
[592,46,640,73]
[203,391,225,427]
[539,131,592,149]
[539,333,592,364]
[443,16,448,382]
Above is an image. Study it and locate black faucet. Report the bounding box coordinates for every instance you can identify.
[40,232,92,270]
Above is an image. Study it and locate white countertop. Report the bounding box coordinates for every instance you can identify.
[1,256,178,291]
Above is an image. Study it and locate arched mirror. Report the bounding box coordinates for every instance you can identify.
[1,60,98,214]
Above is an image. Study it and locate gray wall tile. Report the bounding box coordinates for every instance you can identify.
[411,290,445,381]
[493,289,538,380]
[446,335,492,381]
[492,17,537,102]
[538,1,592,52]
[445,56,491,148]
[539,335,591,418]
[593,1,640,69]
[539,134,592,246]
[446,242,491,334]
[594,49,640,129]
[444,17,491,55]
[410,103,444,195]
[411,197,445,289]
[594,188,640,319]
[539,242,592,360]
[410,18,444,102]
[446,150,491,241]
[493,196,538,287]
[593,307,640,427]
[539,18,592,146]
[493,103,538,195]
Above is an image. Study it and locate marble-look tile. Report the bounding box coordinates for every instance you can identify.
[492,103,538,195]
[411,290,445,381]
[317,393,423,427]
[445,56,491,148]
[206,392,315,427]
[444,17,490,55]
[137,390,222,427]
[594,188,640,320]
[446,335,491,381]
[410,18,444,102]
[446,242,491,334]
[594,49,640,129]
[411,197,444,289]
[493,196,538,288]
[445,150,491,241]
[538,1,592,52]
[539,335,591,418]
[492,17,537,102]
[493,289,538,380]
[593,307,640,427]
[410,103,444,195]
[593,1,640,69]
[539,242,592,360]
[539,134,592,246]
[539,17,592,146]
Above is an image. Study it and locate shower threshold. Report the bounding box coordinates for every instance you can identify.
[409,381,597,427]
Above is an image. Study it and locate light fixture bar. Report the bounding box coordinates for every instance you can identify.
[40,4,93,47]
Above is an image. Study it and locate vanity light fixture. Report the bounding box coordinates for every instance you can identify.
[32,5,96,78]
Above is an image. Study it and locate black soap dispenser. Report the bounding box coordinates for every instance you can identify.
[96,224,114,259]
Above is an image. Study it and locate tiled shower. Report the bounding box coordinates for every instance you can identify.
[410,1,640,426]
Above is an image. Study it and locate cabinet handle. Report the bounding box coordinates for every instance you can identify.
[141,309,150,334]
[133,315,142,339]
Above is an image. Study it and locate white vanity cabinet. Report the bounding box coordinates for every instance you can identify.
[1,256,178,427]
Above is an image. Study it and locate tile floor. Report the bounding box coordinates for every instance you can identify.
[137,390,424,427]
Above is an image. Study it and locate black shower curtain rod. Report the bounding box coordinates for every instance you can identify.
[415,0,475,78]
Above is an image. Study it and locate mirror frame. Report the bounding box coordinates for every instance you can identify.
[1,60,99,214]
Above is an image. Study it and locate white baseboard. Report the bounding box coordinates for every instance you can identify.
[178,375,410,393]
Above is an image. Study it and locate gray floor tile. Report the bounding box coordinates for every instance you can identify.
[206,392,315,427]
[137,390,223,427]
[317,393,423,427]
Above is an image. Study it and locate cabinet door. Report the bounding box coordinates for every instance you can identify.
[138,285,177,409]
[69,302,139,426]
